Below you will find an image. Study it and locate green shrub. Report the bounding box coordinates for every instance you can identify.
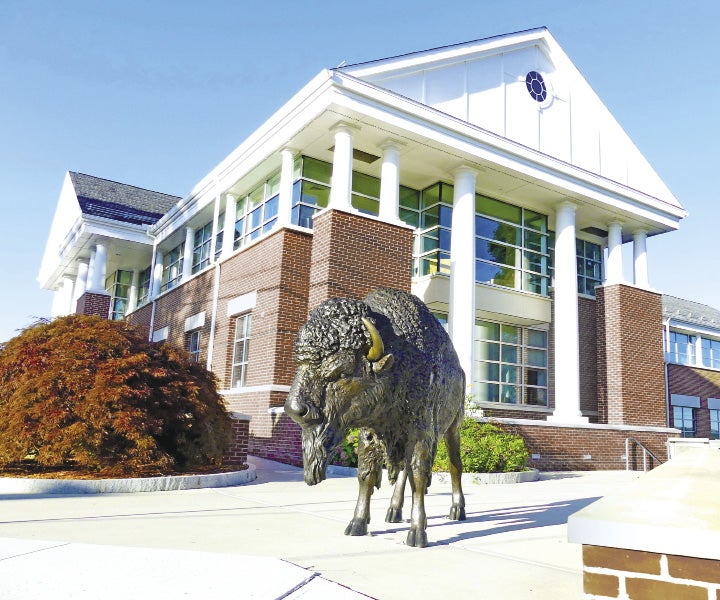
[329,428,359,467]
[434,419,529,473]
[0,315,232,475]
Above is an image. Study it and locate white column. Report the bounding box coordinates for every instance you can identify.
[549,201,586,423]
[209,192,222,263]
[73,261,89,305]
[151,249,164,299]
[633,229,649,289]
[278,148,295,227]
[127,269,139,314]
[52,277,75,317]
[378,140,403,223]
[329,122,356,211]
[605,221,624,284]
[182,227,195,280]
[221,194,237,259]
[88,241,107,292]
[449,166,478,385]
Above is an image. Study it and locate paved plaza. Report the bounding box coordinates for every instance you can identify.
[0,457,642,599]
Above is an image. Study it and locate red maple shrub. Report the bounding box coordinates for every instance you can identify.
[0,315,232,476]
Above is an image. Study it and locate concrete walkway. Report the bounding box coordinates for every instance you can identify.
[0,457,643,599]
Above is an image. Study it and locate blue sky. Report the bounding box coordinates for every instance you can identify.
[1,0,718,342]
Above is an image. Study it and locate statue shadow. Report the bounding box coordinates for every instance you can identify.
[372,496,600,547]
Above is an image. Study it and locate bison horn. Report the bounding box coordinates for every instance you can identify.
[361,317,384,361]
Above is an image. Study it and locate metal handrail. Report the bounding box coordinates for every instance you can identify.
[625,437,664,472]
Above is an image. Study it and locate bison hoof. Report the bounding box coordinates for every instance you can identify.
[344,518,368,536]
[406,527,428,548]
[449,504,466,521]
[385,507,403,523]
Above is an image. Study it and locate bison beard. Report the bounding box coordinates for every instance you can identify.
[301,425,335,486]
[285,289,467,548]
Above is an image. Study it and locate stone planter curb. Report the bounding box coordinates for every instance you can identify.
[435,468,540,485]
[0,464,256,494]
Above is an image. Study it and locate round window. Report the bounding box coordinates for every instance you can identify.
[525,71,547,103]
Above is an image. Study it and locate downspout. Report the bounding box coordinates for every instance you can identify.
[205,187,223,371]
[147,230,158,342]
[663,317,672,428]
[206,261,221,372]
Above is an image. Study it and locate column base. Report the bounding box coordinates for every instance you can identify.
[547,412,589,425]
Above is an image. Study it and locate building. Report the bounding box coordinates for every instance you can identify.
[39,28,689,470]
[663,295,720,439]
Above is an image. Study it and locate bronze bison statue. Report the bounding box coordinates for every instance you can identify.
[284,287,466,547]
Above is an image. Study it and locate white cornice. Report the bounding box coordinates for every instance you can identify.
[329,71,686,227]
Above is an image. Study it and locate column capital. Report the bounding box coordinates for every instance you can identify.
[633,227,648,237]
[378,138,405,152]
[330,120,360,135]
[451,165,480,180]
[556,199,578,213]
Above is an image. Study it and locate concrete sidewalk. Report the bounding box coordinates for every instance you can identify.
[0,457,642,599]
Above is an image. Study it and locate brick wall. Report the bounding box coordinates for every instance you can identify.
[224,390,303,465]
[152,268,215,366]
[126,302,153,338]
[492,418,676,470]
[223,414,250,466]
[212,228,313,388]
[76,291,111,318]
[307,209,413,309]
[582,545,720,599]
[596,284,666,427]
[667,363,720,438]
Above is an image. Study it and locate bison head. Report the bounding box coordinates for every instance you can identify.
[285,298,394,485]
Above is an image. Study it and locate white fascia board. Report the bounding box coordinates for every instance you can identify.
[668,319,720,338]
[82,217,154,246]
[342,28,548,79]
[150,70,335,242]
[331,72,686,228]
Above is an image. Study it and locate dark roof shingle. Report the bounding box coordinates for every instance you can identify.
[69,172,180,225]
[662,295,720,329]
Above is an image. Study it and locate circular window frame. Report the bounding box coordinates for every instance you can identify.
[525,71,548,103]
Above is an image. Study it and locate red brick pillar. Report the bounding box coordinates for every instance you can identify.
[307,209,414,309]
[223,412,250,467]
[76,291,111,318]
[596,284,666,426]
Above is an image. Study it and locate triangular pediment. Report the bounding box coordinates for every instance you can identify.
[339,28,680,208]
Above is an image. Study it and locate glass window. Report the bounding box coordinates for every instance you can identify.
[702,338,720,369]
[215,212,225,261]
[711,409,720,440]
[231,314,251,388]
[137,266,151,307]
[161,242,184,292]
[192,221,213,274]
[472,320,549,407]
[673,405,696,437]
[188,330,201,363]
[669,331,696,365]
[475,196,549,295]
[105,270,133,320]
[233,173,282,250]
[413,183,454,279]
[576,239,603,297]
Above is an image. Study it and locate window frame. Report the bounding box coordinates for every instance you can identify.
[188,330,201,363]
[230,313,252,388]
[472,319,549,408]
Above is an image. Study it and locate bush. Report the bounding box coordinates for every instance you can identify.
[434,419,529,473]
[0,315,232,475]
[329,428,359,467]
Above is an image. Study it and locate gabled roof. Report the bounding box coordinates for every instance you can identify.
[336,28,683,213]
[69,172,179,226]
[663,295,720,330]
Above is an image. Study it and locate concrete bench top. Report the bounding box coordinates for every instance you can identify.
[568,444,720,560]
